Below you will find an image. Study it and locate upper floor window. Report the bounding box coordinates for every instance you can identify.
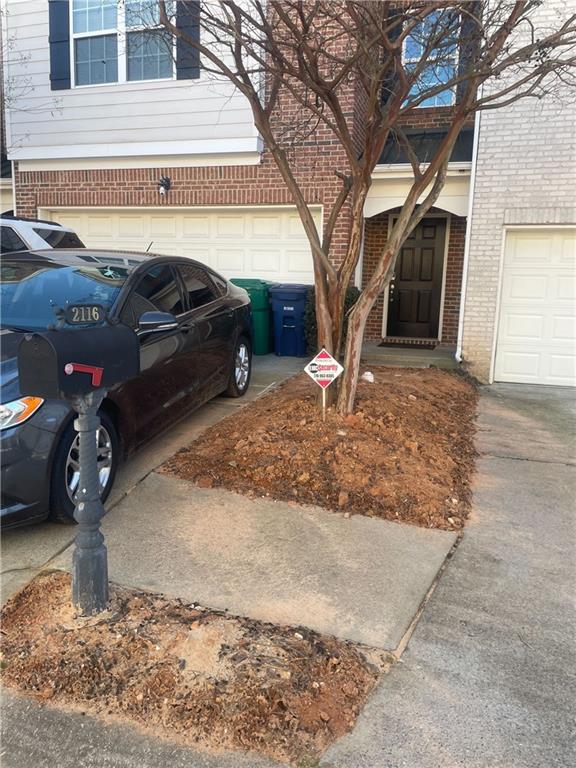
[403,10,459,108]
[48,0,200,91]
[71,0,174,86]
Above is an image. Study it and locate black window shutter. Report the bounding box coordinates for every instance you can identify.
[48,0,71,90]
[176,1,200,80]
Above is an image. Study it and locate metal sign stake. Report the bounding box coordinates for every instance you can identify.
[70,388,109,615]
[322,387,326,422]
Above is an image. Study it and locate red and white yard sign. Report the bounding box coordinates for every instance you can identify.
[304,349,344,389]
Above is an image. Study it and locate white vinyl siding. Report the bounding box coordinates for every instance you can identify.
[41,207,320,284]
[4,1,259,160]
[494,229,576,386]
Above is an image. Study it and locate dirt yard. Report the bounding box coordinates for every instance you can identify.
[162,367,478,530]
[0,572,388,765]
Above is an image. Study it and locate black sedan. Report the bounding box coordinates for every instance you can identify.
[0,249,252,527]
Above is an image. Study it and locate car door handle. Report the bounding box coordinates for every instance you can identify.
[180,322,195,333]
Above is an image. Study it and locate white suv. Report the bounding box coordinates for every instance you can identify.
[1,215,85,253]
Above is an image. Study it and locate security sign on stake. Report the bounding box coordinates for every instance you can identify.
[305,349,344,422]
[304,349,344,389]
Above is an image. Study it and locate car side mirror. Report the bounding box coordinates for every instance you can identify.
[137,311,178,335]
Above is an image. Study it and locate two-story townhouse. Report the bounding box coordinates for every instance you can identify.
[3,0,473,345]
[3,1,574,387]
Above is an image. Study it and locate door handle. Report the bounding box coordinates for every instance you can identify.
[180,322,195,333]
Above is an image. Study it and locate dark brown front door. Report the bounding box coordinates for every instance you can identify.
[387,218,446,339]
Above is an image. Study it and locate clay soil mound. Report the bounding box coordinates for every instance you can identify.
[1,572,387,765]
[162,367,478,530]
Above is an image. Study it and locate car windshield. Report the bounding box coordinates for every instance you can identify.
[0,260,130,331]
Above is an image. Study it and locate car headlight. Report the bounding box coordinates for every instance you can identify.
[0,397,44,430]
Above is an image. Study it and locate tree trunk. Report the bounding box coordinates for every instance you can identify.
[336,248,395,415]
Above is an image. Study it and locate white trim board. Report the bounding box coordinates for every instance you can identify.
[9,138,261,162]
[40,204,323,215]
[18,152,262,172]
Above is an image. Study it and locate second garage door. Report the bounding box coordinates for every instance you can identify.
[43,206,320,284]
[494,228,576,386]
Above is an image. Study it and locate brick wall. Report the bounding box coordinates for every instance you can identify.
[362,210,466,344]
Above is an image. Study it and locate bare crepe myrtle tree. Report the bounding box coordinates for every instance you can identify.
[153,0,576,414]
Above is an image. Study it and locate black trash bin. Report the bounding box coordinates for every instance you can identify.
[269,284,310,357]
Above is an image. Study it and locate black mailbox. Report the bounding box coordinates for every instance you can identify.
[18,324,140,400]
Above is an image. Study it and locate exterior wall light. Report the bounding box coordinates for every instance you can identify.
[158,176,171,196]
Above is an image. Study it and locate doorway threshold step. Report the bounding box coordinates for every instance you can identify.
[362,341,458,369]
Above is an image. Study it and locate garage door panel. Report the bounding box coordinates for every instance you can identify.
[556,277,576,301]
[505,273,547,300]
[251,250,281,273]
[495,228,576,386]
[252,216,281,237]
[497,350,540,379]
[42,206,318,284]
[118,217,145,237]
[216,248,246,272]
[550,354,575,380]
[552,316,576,340]
[504,313,544,340]
[216,217,246,237]
[182,217,210,237]
[86,215,113,237]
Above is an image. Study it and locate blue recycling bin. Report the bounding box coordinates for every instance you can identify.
[269,284,310,357]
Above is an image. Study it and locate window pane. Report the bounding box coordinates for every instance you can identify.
[408,63,456,107]
[404,9,459,66]
[0,262,127,332]
[126,0,176,28]
[0,227,28,254]
[130,265,184,317]
[75,35,118,85]
[127,30,173,81]
[178,265,218,309]
[73,0,117,33]
[33,229,86,248]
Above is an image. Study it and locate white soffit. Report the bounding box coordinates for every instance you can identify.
[366,165,471,218]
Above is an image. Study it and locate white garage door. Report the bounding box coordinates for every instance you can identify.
[43,206,319,284]
[494,228,576,386]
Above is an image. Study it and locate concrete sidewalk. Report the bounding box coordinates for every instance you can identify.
[324,384,576,768]
[52,472,456,649]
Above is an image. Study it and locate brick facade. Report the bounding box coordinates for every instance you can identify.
[14,102,469,347]
[362,210,466,344]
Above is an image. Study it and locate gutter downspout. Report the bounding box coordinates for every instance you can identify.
[11,161,17,216]
[456,106,481,362]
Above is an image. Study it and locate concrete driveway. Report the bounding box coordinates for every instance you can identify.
[324,384,576,768]
[0,355,303,603]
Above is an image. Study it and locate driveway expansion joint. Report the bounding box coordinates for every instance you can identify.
[480,452,576,467]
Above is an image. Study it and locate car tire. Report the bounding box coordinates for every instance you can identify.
[49,411,119,524]
[225,335,252,398]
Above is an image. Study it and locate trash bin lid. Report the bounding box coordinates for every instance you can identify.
[269,283,312,302]
[230,278,270,310]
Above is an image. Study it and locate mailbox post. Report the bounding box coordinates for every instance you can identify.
[18,309,139,615]
[70,388,109,613]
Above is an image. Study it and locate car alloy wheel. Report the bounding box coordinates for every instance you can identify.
[65,425,113,504]
[235,341,250,391]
